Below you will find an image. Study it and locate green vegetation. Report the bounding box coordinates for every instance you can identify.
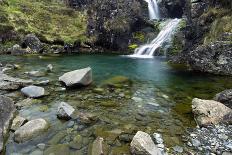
[0,0,89,44]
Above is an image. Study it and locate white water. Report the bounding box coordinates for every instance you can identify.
[129,19,181,58]
[146,0,160,19]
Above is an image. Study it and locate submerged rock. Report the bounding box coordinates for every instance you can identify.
[0,73,33,90]
[102,76,132,88]
[214,89,232,109]
[15,98,42,109]
[47,64,53,72]
[21,85,45,98]
[44,144,69,155]
[130,131,162,155]
[14,118,49,143]
[57,102,75,120]
[90,137,106,155]
[0,96,16,152]
[59,67,92,87]
[192,98,232,126]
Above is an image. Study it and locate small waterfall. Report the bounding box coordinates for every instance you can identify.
[129,19,181,58]
[147,0,160,20]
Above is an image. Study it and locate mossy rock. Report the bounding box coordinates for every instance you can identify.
[101,76,132,88]
[44,144,70,155]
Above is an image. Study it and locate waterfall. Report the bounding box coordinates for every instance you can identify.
[147,0,160,20]
[129,19,181,58]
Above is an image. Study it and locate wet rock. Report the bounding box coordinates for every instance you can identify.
[47,64,53,72]
[173,146,183,153]
[153,133,164,144]
[130,131,162,155]
[11,115,27,131]
[15,98,42,109]
[214,89,232,109]
[35,80,50,86]
[0,73,33,90]
[44,144,69,155]
[76,112,98,125]
[59,67,92,87]
[14,118,49,143]
[57,102,75,120]
[37,143,46,150]
[22,34,43,53]
[69,134,89,150]
[21,85,45,98]
[90,137,105,155]
[192,98,232,126]
[0,95,16,152]
[191,139,201,147]
[25,71,46,77]
[119,134,134,142]
[9,44,30,55]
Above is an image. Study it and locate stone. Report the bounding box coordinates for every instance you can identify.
[11,115,27,131]
[0,73,32,90]
[76,112,98,124]
[59,67,92,87]
[222,152,232,155]
[9,44,30,55]
[21,86,45,98]
[130,131,162,155]
[25,71,45,77]
[102,76,132,88]
[173,146,183,153]
[57,102,75,120]
[214,89,232,109]
[47,64,53,72]
[192,98,232,126]
[14,118,49,143]
[153,133,164,144]
[22,34,43,53]
[90,137,105,155]
[0,96,16,152]
[44,144,69,155]
[15,98,42,109]
[191,138,201,147]
[36,80,50,86]
[37,143,46,150]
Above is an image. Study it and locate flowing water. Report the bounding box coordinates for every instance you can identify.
[146,0,160,20]
[1,54,232,154]
[129,19,181,58]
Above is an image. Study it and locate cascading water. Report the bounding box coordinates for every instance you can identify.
[129,18,181,58]
[146,0,160,19]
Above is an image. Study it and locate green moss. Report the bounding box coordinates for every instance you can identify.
[0,0,89,44]
[133,32,145,42]
[101,76,132,88]
[128,44,138,50]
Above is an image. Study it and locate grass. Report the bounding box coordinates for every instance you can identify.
[0,0,89,44]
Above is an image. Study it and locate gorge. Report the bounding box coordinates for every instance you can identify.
[0,0,232,155]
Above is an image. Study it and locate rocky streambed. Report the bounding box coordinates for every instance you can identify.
[0,54,232,155]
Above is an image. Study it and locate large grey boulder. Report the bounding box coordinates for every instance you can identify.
[130,131,162,155]
[0,96,16,152]
[14,118,49,143]
[214,89,232,109]
[22,34,43,53]
[59,67,92,87]
[192,98,232,126]
[0,73,33,90]
[21,85,45,98]
[57,102,75,120]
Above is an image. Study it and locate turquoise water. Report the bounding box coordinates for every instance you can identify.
[1,54,232,154]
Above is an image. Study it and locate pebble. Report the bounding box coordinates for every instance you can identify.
[192,139,201,147]
[67,121,75,128]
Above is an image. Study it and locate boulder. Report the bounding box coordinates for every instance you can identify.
[214,89,232,109]
[11,115,27,131]
[57,102,75,120]
[90,137,106,155]
[130,131,162,155]
[0,96,16,152]
[22,34,43,53]
[21,85,45,98]
[192,98,232,126]
[9,44,30,55]
[0,73,33,90]
[14,118,49,143]
[59,67,92,87]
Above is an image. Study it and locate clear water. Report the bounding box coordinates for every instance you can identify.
[1,54,232,154]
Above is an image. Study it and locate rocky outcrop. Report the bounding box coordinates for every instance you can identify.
[192,98,232,126]
[59,67,92,87]
[21,85,45,98]
[14,118,49,143]
[214,89,232,109]
[0,73,33,90]
[21,34,43,53]
[130,131,162,155]
[188,42,232,75]
[57,102,75,120]
[0,96,16,153]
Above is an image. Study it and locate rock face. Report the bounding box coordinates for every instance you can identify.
[59,67,92,87]
[0,96,16,152]
[22,34,43,53]
[57,102,75,120]
[192,98,232,126]
[14,118,49,143]
[188,42,232,75]
[130,131,162,155]
[21,85,45,98]
[0,73,33,90]
[214,89,232,109]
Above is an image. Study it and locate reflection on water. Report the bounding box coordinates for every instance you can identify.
[1,54,232,154]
